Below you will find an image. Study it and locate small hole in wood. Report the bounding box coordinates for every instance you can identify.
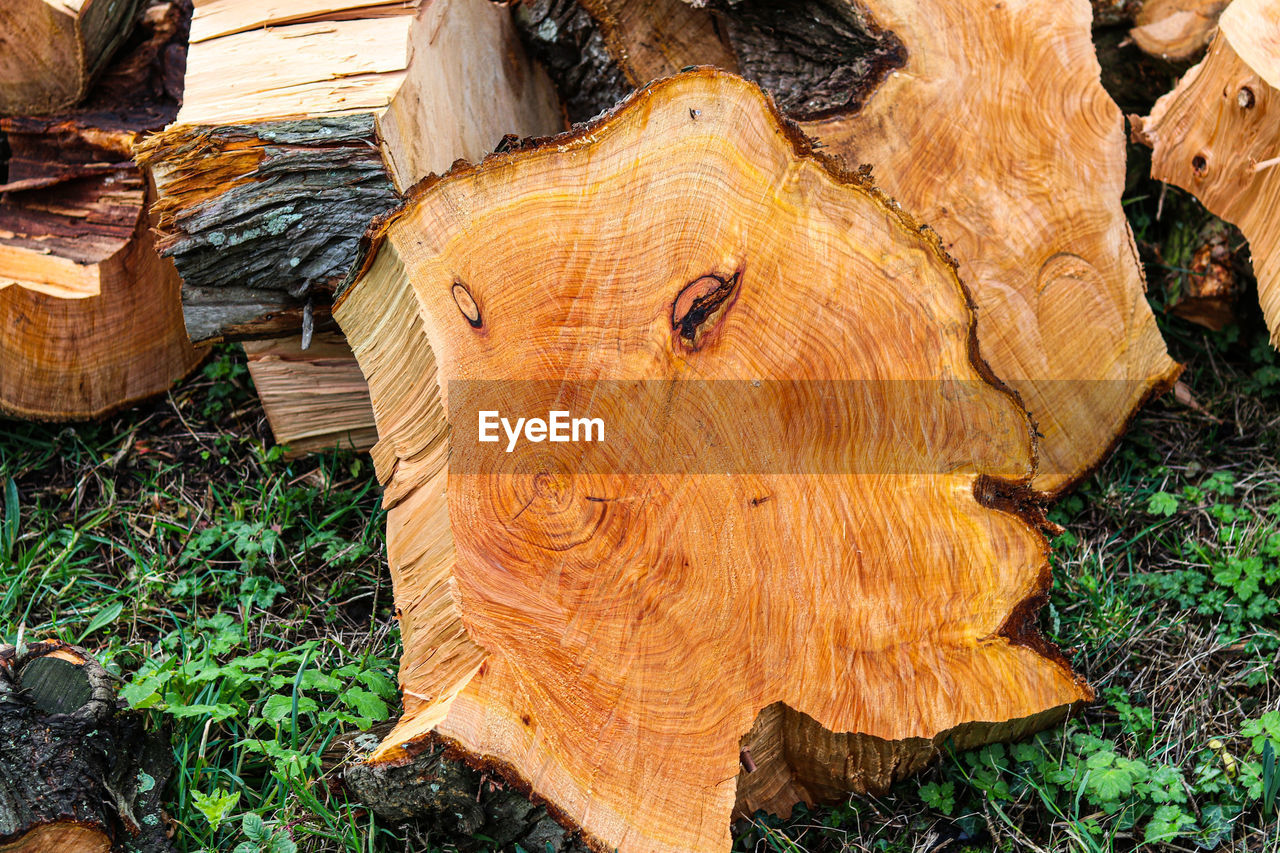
[1192,154,1208,175]
[1238,87,1256,109]
[672,271,740,349]
[452,280,482,328]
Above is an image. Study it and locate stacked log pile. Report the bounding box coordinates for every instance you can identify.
[4,0,1279,851]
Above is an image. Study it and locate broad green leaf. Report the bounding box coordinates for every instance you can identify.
[242,812,267,842]
[356,670,398,700]
[342,687,389,724]
[261,693,317,724]
[1146,492,1179,516]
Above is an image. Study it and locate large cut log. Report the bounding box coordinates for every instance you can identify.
[135,0,565,345]
[1132,0,1280,346]
[0,2,203,421]
[0,640,173,853]
[0,0,144,115]
[513,0,1181,495]
[244,331,378,455]
[335,70,1091,853]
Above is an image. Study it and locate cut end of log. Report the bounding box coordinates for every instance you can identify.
[1129,0,1230,62]
[337,69,1090,853]
[0,823,112,853]
[511,0,1180,495]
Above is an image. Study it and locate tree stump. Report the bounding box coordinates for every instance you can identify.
[0,641,173,853]
[334,70,1091,853]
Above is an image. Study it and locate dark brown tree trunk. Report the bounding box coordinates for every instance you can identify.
[0,641,174,853]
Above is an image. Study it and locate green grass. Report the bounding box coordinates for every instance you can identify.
[1,356,408,852]
[2,175,1279,853]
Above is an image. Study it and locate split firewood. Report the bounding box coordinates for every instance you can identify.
[512,0,1180,495]
[135,0,565,345]
[0,640,173,853]
[1133,0,1280,346]
[243,332,377,456]
[0,2,203,421]
[1129,0,1230,61]
[0,0,145,115]
[335,70,1091,853]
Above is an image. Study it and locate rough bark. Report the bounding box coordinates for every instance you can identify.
[0,0,203,421]
[342,737,591,853]
[243,331,378,456]
[670,0,906,118]
[510,0,632,124]
[334,70,1090,853]
[0,0,145,115]
[1132,0,1280,346]
[135,0,565,344]
[0,641,173,853]
[139,116,400,341]
[523,0,1180,495]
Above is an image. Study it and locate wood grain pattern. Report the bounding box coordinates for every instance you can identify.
[0,120,202,419]
[0,180,204,420]
[0,0,204,420]
[1134,0,1280,346]
[335,70,1091,853]
[244,332,378,456]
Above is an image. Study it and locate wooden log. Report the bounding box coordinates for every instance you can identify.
[1132,0,1280,346]
[0,640,173,853]
[517,0,1181,495]
[0,0,145,115]
[135,0,566,345]
[244,331,378,456]
[1129,0,1229,61]
[334,70,1091,853]
[0,3,204,420]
